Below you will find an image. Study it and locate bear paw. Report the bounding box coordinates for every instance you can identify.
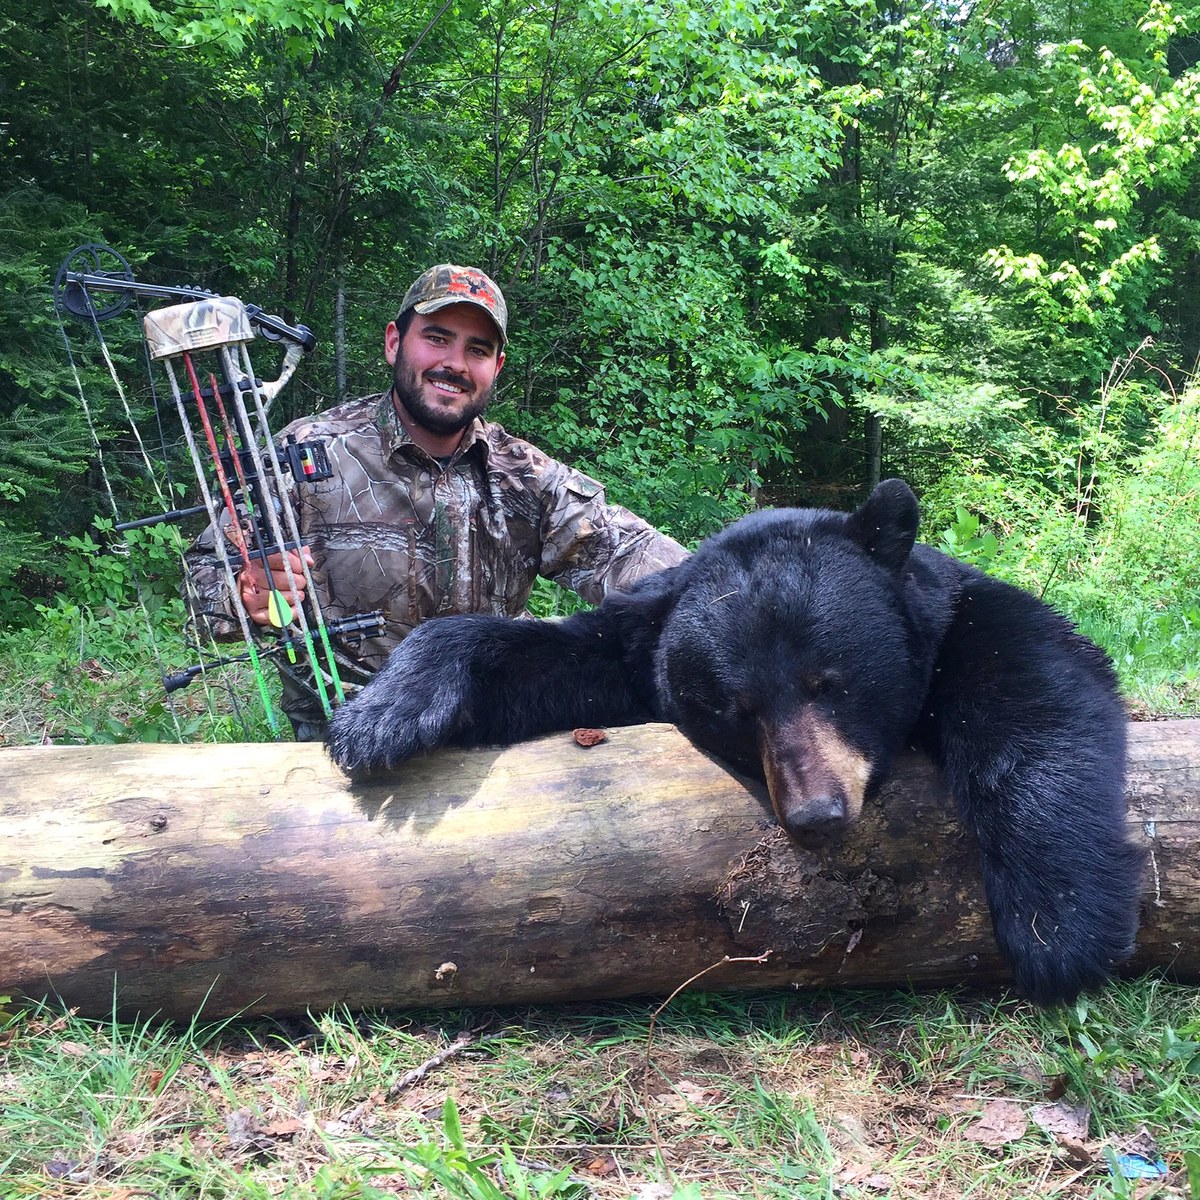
[325,620,473,772]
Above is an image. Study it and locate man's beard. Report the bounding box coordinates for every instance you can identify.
[392,356,493,436]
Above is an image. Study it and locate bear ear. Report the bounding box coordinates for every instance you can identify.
[844,478,920,570]
[604,561,684,629]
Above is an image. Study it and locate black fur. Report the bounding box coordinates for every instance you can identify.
[327,479,1144,1004]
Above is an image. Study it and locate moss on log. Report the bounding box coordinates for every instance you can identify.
[1,720,1196,1020]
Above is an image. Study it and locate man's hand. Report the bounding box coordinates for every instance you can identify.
[239,547,314,626]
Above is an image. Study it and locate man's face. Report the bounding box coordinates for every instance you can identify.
[386,304,505,437]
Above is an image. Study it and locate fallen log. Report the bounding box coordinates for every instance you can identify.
[2,721,1197,1020]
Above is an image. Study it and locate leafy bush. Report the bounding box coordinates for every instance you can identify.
[922,380,1200,713]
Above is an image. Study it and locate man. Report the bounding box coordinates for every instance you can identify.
[185,263,688,739]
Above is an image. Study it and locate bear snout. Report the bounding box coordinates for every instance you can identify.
[757,713,873,843]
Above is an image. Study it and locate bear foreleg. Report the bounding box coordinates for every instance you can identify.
[919,575,1146,1004]
[325,609,661,773]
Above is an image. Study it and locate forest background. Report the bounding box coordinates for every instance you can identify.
[1,0,1199,742]
[2,9,1199,1200]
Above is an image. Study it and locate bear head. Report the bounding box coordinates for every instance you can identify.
[649,479,953,843]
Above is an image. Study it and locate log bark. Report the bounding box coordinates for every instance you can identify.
[1,720,1197,1021]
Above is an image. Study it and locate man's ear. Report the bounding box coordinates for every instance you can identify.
[494,349,505,376]
[384,320,400,366]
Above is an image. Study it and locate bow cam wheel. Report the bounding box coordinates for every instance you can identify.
[53,243,136,321]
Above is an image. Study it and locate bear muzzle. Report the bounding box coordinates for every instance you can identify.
[757,713,873,844]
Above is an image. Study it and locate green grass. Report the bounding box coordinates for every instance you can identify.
[0,595,280,746]
[1073,601,1200,719]
[2,980,1197,1199]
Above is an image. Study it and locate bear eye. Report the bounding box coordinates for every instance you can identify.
[804,673,841,699]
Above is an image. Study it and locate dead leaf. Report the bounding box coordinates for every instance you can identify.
[836,1162,875,1188]
[829,1112,872,1152]
[225,1107,276,1155]
[1109,1067,1146,1093]
[633,1186,674,1200]
[304,1057,342,1083]
[652,1078,722,1126]
[964,1099,1028,1147]
[1030,1100,1090,1141]
[584,1154,618,1176]
[1120,1127,1161,1160]
[261,1117,302,1137]
[1059,1137,1094,1167]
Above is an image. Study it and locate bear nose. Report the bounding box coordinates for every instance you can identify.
[757,710,871,843]
[780,794,849,842]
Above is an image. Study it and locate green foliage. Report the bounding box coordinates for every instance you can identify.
[395,1096,588,1199]
[986,0,1200,377]
[0,519,274,745]
[3,985,1197,1197]
[60,518,184,612]
[93,0,359,55]
[910,377,1200,713]
[474,0,864,539]
[938,507,999,570]
[1061,388,1200,711]
[0,190,114,585]
[21,537,206,742]
[1186,1147,1200,1195]
[1,0,1198,737]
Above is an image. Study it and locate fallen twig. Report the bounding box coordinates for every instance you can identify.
[387,1027,484,1097]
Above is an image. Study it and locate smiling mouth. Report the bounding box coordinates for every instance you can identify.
[426,374,470,397]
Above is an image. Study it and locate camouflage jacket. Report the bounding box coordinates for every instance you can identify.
[184,390,689,729]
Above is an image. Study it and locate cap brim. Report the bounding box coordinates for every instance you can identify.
[412,296,507,345]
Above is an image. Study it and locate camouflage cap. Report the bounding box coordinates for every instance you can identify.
[398,264,508,346]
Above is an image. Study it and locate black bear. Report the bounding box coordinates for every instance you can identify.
[326,479,1145,1004]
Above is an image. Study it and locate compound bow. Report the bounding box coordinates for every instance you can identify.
[54,243,383,739]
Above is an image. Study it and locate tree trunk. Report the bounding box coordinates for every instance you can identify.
[2,721,1196,1021]
[335,243,346,405]
[865,301,888,490]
